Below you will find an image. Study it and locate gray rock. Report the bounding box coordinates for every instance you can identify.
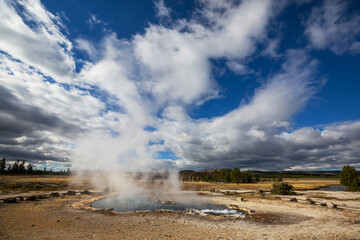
[306,198,315,205]
[49,192,60,197]
[26,195,37,201]
[67,190,76,196]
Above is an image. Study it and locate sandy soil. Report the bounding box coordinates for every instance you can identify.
[1,190,360,240]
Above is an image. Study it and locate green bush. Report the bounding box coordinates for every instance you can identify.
[339,165,360,191]
[271,182,295,195]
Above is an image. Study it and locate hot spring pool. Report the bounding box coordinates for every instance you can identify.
[91,194,241,216]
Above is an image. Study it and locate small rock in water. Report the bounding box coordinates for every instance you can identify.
[290,197,297,202]
[306,198,315,205]
[327,202,337,209]
[81,190,90,194]
[238,197,244,202]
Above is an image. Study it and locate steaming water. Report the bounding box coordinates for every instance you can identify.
[91,194,240,215]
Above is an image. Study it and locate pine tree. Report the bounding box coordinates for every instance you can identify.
[0,158,6,174]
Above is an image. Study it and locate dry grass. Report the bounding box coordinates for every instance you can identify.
[0,175,92,194]
[182,178,340,191]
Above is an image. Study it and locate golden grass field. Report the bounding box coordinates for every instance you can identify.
[1,175,340,193]
[182,178,340,191]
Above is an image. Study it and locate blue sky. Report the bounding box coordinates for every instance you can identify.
[0,0,359,171]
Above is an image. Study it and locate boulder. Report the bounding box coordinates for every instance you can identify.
[26,195,37,201]
[290,197,297,202]
[67,190,76,196]
[49,192,60,197]
[327,202,337,209]
[4,198,17,203]
[306,198,315,205]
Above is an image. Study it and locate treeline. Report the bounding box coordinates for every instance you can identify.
[180,169,340,183]
[0,158,71,175]
[180,168,260,183]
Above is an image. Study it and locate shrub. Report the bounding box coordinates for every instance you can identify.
[271,182,295,195]
[339,165,360,191]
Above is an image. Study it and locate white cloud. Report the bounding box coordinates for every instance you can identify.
[226,61,253,75]
[1,0,359,171]
[305,0,360,55]
[154,0,171,19]
[0,0,75,81]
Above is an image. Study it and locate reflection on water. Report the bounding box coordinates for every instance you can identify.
[317,185,346,191]
[91,194,238,215]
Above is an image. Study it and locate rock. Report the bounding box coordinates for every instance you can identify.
[38,195,48,199]
[26,195,37,201]
[3,198,17,203]
[306,198,315,205]
[290,197,297,202]
[238,197,244,202]
[210,189,215,192]
[49,192,60,197]
[67,190,76,196]
[327,202,337,209]
[81,190,90,194]
[320,202,327,206]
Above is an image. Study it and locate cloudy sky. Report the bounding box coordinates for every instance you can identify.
[0,0,360,171]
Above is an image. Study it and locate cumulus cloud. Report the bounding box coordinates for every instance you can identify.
[154,0,171,19]
[0,0,359,171]
[305,0,360,55]
[0,0,75,81]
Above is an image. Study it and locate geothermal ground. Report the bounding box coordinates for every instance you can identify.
[1,176,360,239]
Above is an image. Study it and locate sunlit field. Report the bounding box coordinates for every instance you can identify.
[182,178,340,191]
